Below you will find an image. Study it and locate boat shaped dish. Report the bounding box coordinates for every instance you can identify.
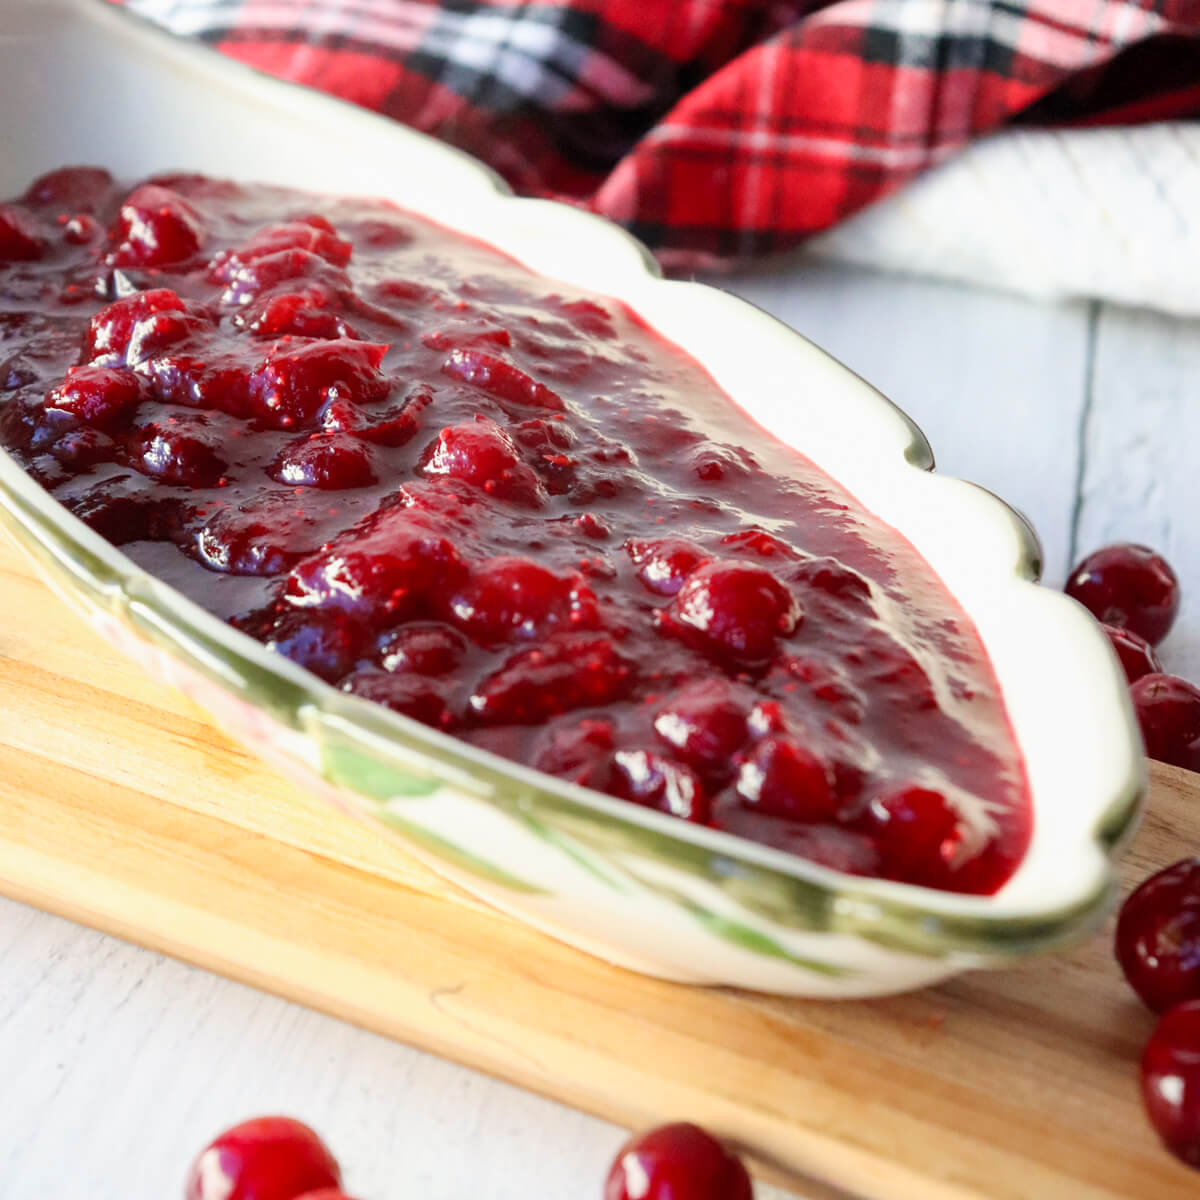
[0,0,1145,995]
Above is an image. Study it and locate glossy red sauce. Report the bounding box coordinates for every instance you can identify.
[0,168,1032,892]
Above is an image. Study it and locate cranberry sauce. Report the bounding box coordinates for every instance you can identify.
[0,168,1032,892]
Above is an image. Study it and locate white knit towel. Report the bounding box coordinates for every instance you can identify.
[808,122,1200,316]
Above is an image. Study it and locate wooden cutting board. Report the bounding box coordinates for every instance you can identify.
[0,535,1198,1200]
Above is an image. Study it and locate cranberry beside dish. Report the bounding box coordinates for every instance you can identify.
[0,167,1033,893]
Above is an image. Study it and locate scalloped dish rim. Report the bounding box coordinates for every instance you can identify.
[0,0,1147,983]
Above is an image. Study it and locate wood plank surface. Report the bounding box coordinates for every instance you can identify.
[1075,304,1200,681]
[0,535,1198,1200]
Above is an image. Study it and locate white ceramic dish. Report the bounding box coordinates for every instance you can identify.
[0,0,1145,996]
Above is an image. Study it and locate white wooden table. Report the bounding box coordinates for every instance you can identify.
[1,264,1196,1199]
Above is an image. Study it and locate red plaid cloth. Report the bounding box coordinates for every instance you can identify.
[110,0,1200,269]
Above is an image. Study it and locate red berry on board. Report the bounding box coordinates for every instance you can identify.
[184,1116,340,1200]
[1130,674,1200,771]
[1102,624,1162,684]
[1065,543,1180,646]
[1116,858,1200,1013]
[1141,1001,1200,1168]
[605,1122,753,1200]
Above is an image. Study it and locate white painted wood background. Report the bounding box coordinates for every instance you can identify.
[0,264,1197,1200]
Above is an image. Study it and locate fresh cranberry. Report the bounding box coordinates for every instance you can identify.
[377,623,467,675]
[286,510,465,623]
[342,669,454,729]
[1141,1001,1200,1168]
[420,418,545,505]
[863,785,964,887]
[664,560,799,664]
[605,1122,753,1200]
[1131,674,1200,771]
[184,1115,341,1200]
[447,556,597,644]
[269,433,378,490]
[612,750,710,822]
[625,537,708,596]
[46,366,143,430]
[1103,624,1163,684]
[1065,544,1180,646]
[736,735,838,822]
[440,348,564,411]
[23,166,114,211]
[0,205,46,260]
[84,288,208,366]
[533,718,617,789]
[652,679,749,770]
[1116,859,1200,1012]
[248,339,389,430]
[108,184,205,267]
[467,635,635,724]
